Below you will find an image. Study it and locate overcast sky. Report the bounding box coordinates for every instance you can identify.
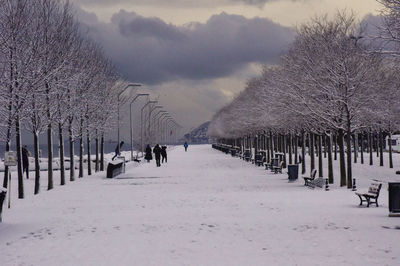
[71,0,381,134]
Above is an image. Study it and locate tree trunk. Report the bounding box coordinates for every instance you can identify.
[301,131,306,174]
[389,132,393,169]
[346,128,352,189]
[294,134,298,164]
[16,115,24,198]
[3,128,11,189]
[318,134,323,177]
[87,130,92,176]
[310,132,315,172]
[100,134,105,171]
[379,130,384,167]
[282,134,287,168]
[47,124,53,190]
[353,134,357,164]
[376,133,379,157]
[360,133,364,164]
[34,132,41,194]
[338,129,346,187]
[95,135,99,172]
[288,133,292,165]
[270,132,274,160]
[69,123,75,181]
[59,123,65,186]
[79,129,84,178]
[334,134,337,161]
[327,133,334,184]
[323,135,327,158]
[369,130,373,166]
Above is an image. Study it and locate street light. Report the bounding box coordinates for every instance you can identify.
[159,115,170,143]
[152,110,167,143]
[117,83,142,148]
[148,105,162,144]
[130,93,149,160]
[141,100,157,152]
[162,116,172,144]
[156,112,168,143]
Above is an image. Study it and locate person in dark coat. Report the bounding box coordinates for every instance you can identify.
[112,141,124,160]
[22,145,30,179]
[184,142,188,152]
[153,144,162,167]
[144,144,153,162]
[161,146,167,163]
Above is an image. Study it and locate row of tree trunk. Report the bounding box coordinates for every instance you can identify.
[218,130,391,188]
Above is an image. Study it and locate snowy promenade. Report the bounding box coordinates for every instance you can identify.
[1,145,399,265]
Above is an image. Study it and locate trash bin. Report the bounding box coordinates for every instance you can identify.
[389,182,400,217]
[0,188,7,223]
[287,164,299,181]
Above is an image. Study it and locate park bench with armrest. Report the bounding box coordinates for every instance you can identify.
[303,169,317,186]
[355,182,382,207]
[273,161,283,174]
[254,154,265,166]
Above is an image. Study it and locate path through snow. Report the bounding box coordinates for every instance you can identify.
[0,144,399,265]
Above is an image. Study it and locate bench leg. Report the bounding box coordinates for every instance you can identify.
[366,197,370,207]
[357,195,364,206]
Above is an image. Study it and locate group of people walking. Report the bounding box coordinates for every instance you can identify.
[145,144,167,167]
[113,141,190,167]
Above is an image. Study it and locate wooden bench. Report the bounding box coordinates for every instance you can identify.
[273,161,283,174]
[308,177,324,188]
[355,182,382,207]
[254,154,265,166]
[244,150,251,162]
[303,169,317,186]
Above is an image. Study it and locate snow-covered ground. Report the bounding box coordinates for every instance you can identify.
[0,144,399,266]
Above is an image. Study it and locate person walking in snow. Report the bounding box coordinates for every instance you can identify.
[153,144,162,167]
[184,142,188,152]
[144,144,153,162]
[112,141,124,160]
[22,145,30,179]
[161,146,167,163]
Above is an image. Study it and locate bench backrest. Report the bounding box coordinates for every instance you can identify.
[255,154,263,160]
[368,182,382,196]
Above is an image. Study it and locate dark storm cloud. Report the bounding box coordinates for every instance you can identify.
[78,9,294,84]
[73,0,281,8]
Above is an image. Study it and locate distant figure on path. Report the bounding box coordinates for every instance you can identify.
[184,142,188,152]
[145,144,153,162]
[153,144,162,167]
[161,146,167,163]
[22,145,30,179]
[112,141,124,160]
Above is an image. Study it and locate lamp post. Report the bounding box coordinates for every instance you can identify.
[148,105,162,144]
[156,112,168,143]
[130,93,149,160]
[163,116,172,144]
[159,115,170,143]
[152,110,166,143]
[141,100,157,152]
[117,83,141,148]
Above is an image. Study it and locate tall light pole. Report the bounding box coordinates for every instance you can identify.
[148,105,162,144]
[163,116,172,144]
[141,100,157,152]
[117,83,141,148]
[152,110,166,143]
[130,93,149,160]
[156,112,168,143]
[160,115,170,144]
